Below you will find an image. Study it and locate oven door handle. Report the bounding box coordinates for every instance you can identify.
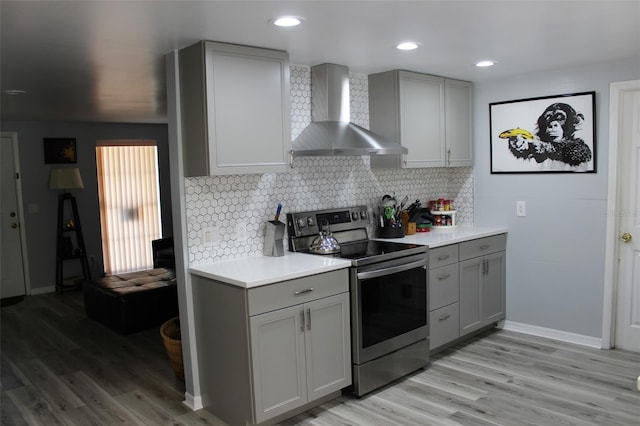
[357,258,428,280]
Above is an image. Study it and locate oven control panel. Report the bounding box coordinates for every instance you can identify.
[287,205,369,238]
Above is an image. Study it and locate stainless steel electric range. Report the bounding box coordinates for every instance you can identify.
[287,206,430,396]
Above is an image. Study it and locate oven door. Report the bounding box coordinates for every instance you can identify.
[351,252,428,365]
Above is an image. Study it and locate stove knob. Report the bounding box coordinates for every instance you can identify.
[351,211,359,221]
[296,217,306,228]
[360,210,368,220]
[307,217,315,227]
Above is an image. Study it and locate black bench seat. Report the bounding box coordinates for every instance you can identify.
[83,238,179,334]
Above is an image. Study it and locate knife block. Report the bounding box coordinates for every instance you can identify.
[263,220,285,257]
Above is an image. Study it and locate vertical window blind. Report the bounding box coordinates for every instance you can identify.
[96,142,162,274]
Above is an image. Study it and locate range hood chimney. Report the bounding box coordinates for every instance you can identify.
[291,63,407,157]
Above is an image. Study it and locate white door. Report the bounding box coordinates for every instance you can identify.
[615,84,640,352]
[1,132,27,299]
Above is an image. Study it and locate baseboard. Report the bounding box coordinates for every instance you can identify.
[183,392,203,411]
[501,320,602,349]
[30,286,55,295]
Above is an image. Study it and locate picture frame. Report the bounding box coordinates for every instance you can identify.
[489,92,596,173]
[44,138,77,164]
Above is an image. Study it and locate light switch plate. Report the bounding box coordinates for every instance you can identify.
[516,201,526,217]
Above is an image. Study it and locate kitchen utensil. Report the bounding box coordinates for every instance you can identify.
[384,206,395,220]
[274,203,282,221]
[382,194,397,208]
[399,195,409,211]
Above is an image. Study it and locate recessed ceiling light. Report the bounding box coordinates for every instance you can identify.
[475,60,496,67]
[396,42,420,51]
[272,16,303,27]
[3,89,27,95]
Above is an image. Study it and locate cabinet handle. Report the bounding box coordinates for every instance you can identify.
[485,259,490,275]
[447,149,451,166]
[479,244,490,250]
[439,313,451,321]
[306,308,311,330]
[437,254,450,261]
[300,310,305,332]
[294,288,314,296]
[438,273,451,281]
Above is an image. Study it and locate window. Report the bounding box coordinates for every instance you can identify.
[96,141,162,274]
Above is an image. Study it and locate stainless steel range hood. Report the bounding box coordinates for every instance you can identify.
[291,63,407,157]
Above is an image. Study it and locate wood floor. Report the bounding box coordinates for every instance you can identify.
[2,292,639,426]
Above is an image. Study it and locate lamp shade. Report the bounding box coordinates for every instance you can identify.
[49,167,84,190]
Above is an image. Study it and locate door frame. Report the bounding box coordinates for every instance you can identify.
[602,80,640,349]
[1,131,31,295]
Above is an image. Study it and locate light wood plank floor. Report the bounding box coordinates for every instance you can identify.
[2,292,639,425]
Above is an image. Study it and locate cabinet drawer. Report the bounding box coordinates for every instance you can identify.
[429,303,459,350]
[429,263,459,310]
[248,269,348,316]
[429,244,458,268]
[459,234,507,261]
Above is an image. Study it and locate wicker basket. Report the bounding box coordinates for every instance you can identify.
[160,317,184,381]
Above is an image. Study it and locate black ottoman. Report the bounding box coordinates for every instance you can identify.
[83,268,178,335]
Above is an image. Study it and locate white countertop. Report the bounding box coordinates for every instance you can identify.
[190,252,351,288]
[374,225,508,248]
[190,225,507,288]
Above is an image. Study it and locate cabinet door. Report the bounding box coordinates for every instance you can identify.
[206,45,290,174]
[250,305,306,423]
[399,72,446,168]
[459,256,483,335]
[484,251,506,324]
[445,79,473,167]
[305,293,351,402]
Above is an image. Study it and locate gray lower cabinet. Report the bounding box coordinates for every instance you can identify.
[249,292,351,423]
[191,269,351,426]
[428,233,507,353]
[459,234,507,336]
[428,245,460,351]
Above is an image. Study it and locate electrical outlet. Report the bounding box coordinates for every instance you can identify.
[202,226,220,246]
[516,201,526,217]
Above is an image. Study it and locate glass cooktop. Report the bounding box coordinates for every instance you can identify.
[302,239,427,266]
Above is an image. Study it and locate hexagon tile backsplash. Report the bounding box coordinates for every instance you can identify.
[185,65,474,265]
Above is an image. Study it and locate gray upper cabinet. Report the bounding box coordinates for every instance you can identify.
[179,41,291,176]
[445,78,473,167]
[369,70,472,169]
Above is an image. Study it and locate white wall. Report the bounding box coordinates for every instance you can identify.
[473,57,640,339]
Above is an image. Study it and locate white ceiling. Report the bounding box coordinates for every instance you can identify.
[1,1,639,124]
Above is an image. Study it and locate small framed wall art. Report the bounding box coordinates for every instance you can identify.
[44,138,77,164]
[490,91,596,173]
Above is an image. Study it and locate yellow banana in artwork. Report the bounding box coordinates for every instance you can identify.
[499,128,535,140]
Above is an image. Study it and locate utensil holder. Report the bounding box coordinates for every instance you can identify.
[263,220,285,257]
[376,225,405,239]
